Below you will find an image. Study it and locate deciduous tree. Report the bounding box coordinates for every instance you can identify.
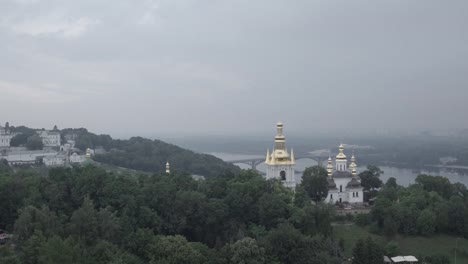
[226,238,266,264]
[301,166,328,202]
[26,135,43,150]
[359,166,383,191]
[417,209,436,236]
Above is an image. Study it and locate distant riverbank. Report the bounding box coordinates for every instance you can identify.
[425,164,468,170]
[210,152,468,187]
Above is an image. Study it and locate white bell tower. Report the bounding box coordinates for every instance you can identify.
[166,161,171,174]
[265,122,296,188]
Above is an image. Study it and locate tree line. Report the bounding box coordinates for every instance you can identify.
[0,164,352,264]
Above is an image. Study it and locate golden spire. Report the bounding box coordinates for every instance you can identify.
[268,122,293,165]
[276,121,284,135]
[274,121,286,151]
[350,151,357,177]
[327,156,333,177]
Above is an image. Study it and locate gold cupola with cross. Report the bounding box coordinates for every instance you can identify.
[265,122,296,188]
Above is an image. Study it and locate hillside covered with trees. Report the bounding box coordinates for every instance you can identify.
[64,128,240,177]
[9,126,240,177]
[92,136,239,178]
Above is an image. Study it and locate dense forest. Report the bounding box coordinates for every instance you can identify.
[0,159,466,263]
[358,175,468,238]
[0,163,348,264]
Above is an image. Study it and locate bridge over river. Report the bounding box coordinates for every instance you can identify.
[226,154,331,174]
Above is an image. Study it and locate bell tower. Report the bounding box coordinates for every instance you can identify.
[166,161,171,174]
[265,122,296,188]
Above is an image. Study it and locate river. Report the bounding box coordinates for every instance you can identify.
[210,152,468,187]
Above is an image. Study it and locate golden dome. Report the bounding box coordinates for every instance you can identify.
[336,144,347,160]
[273,149,289,159]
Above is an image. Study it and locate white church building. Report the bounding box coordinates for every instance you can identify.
[264,122,363,204]
[265,122,296,188]
[324,144,364,204]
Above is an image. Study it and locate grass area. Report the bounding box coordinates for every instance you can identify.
[334,223,468,264]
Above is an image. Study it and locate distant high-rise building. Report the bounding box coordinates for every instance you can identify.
[265,122,296,188]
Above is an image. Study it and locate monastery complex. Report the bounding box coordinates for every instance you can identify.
[265,122,364,204]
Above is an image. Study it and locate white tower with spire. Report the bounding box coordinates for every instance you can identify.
[265,122,296,188]
[166,161,171,174]
[85,148,92,159]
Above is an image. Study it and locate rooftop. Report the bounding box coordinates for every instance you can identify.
[346,177,362,188]
[391,256,418,263]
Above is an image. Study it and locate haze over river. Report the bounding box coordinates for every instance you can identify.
[210,152,468,187]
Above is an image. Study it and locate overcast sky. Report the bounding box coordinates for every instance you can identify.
[0,0,467,138]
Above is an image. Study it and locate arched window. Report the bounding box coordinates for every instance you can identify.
[330,194,333,199]
[356,192,359,197]
[340,185,343,192]
[353,192,355,197]
[280,171,286,181]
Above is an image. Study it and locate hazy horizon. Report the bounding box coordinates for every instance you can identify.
[0,121,460,140]
[1,0,467,137]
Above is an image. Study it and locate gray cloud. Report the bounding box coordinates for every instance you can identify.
[0,0,467,137]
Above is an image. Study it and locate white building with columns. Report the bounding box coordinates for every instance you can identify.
[324,144,364,204]
[43,154,67,167]
[265,122,296,188]
[37,131,61,147]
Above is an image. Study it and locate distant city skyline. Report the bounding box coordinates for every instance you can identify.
[1,0,467,137]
